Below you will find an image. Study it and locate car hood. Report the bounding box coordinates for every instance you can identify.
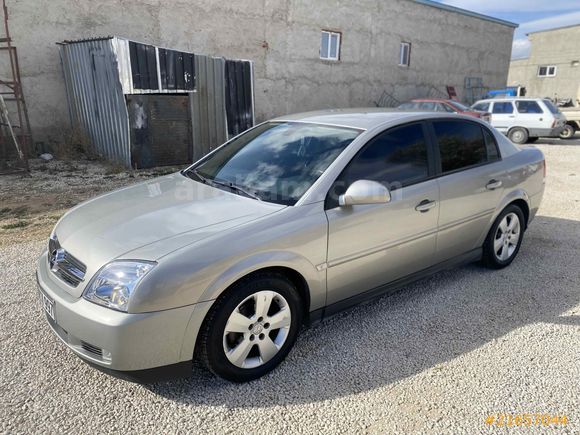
[54,173,284,286]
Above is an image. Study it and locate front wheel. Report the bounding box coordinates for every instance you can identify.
[197,273,303,382]
[482,205,525,269]
[559,124,576,139]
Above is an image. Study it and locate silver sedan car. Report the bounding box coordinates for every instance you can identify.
[37,110,545,382]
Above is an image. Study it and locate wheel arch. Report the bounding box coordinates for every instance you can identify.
[508,198,530,230]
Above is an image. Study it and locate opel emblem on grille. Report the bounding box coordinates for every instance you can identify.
[50,248,66,272]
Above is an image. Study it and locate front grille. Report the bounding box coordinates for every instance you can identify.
[81,341,103,357]
[48,234,86,287]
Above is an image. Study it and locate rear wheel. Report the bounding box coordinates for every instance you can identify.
[508,127,528,144]
[197,273,303,382]
[482,205,525,269]
[559,124,576,139]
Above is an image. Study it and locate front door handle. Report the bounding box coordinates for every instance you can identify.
[486,179,503,190]
[415,199,436,213]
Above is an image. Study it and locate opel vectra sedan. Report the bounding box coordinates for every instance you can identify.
[37,110,545,382]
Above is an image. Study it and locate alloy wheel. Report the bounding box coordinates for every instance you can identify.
[494,212,521,261]
[222,290,292,369]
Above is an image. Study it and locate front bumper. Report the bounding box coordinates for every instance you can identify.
[36,251,213,372]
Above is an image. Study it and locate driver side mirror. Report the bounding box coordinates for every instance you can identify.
[338,180,391,207]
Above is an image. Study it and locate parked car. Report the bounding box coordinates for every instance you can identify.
[37,110,545,382]
[398,98,491,122]
[559,107,580,139]
[472,97,566,144]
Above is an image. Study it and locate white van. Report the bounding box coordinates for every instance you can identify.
[472,98,566,144]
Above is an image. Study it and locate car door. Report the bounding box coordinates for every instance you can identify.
[514,100,547,132]
[324,122,439,306]
[490,101,516,133]
[431,119,505,262]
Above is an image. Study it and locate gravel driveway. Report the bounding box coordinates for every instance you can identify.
[1,144,579,434]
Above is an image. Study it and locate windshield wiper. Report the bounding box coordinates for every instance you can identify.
[210,178,262,201]
[184,168,261,201]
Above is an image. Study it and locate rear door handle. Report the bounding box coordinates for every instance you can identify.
[415,199,436,213]
[486,179,503,190]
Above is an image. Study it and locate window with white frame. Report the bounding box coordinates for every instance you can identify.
[399,42,411,67]
[320,30,341,61]
[537,65,557,77]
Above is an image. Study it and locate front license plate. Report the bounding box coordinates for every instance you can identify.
[39,289,55,322]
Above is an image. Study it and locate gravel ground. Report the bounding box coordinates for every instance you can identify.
[1,144,579,434]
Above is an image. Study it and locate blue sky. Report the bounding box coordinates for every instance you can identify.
[434,0,580,58]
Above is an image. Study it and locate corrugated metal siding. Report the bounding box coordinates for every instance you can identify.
[225,59,254,136]
[60,39,130,166]
[191,56,227,161]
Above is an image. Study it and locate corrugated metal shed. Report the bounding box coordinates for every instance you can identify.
[59,36,254,168]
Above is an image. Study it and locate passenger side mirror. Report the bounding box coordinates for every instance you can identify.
[338,180,391,206]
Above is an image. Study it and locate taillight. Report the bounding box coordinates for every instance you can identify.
[543,160,547,178]
[551,119,556,128]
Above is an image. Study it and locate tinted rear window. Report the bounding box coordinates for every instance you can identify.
[543,99,561,114]
[516,101,543,114]
[492,102,514,114]
[433,121,487,173]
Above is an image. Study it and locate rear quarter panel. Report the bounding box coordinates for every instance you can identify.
[476,145,545,247]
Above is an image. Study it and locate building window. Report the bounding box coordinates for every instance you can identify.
[537,65,557,77]
[399,42,411,67]
[320,30,341,61]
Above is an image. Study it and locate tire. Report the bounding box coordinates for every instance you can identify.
[196,272,303,382]
[526,137,539,143]
[559,124,576,139]
[508,127,529,144]
[482,205,525,269]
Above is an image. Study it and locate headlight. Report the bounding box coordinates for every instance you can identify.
[83,261,156,312]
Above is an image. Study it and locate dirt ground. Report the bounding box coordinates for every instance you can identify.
[0,159,180,247]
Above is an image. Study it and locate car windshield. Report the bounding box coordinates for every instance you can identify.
[185,122,361,205]
[543,100,561,114]
[449,101,471,111]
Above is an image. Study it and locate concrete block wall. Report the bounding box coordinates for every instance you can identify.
[3,0,515,145]
[508,26,580,104]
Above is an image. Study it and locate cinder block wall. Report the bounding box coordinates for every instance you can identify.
[4,0,514,145]
[508,26,580,104]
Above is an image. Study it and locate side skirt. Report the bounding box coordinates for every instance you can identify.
[310,248,482,323]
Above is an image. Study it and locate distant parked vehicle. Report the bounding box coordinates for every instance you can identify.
[472,98,566,144]
[559,107,580,139]
[398,98,491,122]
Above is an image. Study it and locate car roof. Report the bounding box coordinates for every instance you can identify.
[476,97,547,103]
[409,98,451,103]
[271,108,436,130]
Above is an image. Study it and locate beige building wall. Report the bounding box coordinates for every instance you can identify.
[3,0,515,145]
[508,25,580,105]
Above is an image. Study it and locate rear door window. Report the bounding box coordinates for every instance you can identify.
[492,102,514,114]
[515,101,543,114]
[482,128,500,162]
[433,120,488,173]
[419,102,436,111]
